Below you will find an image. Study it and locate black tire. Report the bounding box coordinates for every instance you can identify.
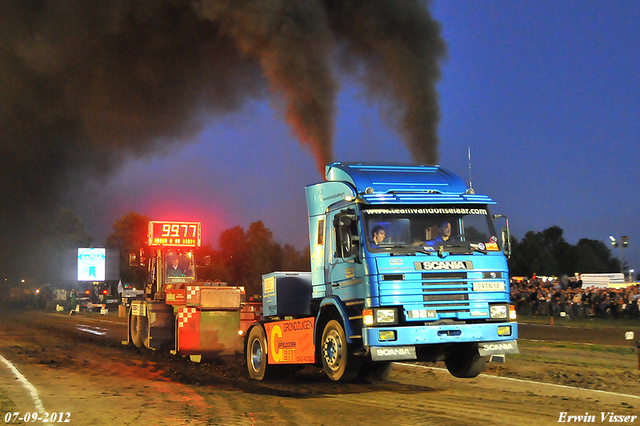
[247,326,269,380]
[130,313,148,349]
[321,320,361,382]
[358,361,392,383]
[444,345,486,378]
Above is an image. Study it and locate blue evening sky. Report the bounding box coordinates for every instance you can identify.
[84,1,639,275]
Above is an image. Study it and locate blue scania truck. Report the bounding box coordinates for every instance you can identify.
[245,162,518,381]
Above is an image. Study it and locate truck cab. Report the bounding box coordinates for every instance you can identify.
[306,163,518,378]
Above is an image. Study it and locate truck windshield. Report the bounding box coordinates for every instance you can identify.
[363,205,500,254]
[165,250,195,282]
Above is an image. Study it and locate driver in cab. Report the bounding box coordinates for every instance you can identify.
[371,225,386,248]
[425,221,454,246]
[167,256,190,277]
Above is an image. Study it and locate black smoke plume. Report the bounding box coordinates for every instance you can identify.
[0,0,445,280]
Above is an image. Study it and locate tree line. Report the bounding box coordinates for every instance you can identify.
[4,209,626,291]
[507,225,622,278]
[105,212,309,298]
[106,216,625,291]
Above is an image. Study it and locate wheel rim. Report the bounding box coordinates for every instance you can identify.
[323,329,342,372]
[250,338,263,373]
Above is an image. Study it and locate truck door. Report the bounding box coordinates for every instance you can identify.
[326,209,365,300]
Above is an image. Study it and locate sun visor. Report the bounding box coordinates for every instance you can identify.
[325,162,469,195]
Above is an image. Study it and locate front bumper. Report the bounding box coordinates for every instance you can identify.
[363,321,518,347]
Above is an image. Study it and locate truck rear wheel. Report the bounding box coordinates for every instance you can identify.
[444,344,486,378]
[247,326,268,380]
[321,320,360,382]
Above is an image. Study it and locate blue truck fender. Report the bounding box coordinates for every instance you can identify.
[315,296,357,344]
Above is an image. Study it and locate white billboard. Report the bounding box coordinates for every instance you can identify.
[77,248,106,281]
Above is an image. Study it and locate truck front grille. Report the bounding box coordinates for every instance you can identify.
[423,294,469,302]
[422,272,467,280]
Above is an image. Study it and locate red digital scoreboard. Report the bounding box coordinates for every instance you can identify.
[148,221,202,247]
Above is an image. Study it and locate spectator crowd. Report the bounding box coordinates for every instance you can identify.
[510,276,640,319]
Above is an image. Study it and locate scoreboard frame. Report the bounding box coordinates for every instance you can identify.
[148,221,202,247]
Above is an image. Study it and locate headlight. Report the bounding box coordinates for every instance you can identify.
[363,308,398,325]
[375,308,396,324]
[490,305,508,319]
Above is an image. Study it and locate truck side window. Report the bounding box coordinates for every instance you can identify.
[317,218,325,246]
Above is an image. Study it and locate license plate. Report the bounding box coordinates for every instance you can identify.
[473,282,505,292]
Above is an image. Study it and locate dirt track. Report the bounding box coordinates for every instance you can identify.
[1,311,639,425]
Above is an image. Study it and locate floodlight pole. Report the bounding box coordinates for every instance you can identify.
[609,235,628,275]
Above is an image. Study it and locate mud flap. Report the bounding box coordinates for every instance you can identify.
[477,340,519,356]
[145,301,175,350]
[370,346,417,361]
[122,306,131,346]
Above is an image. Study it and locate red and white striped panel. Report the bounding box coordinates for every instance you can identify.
[186,286,200,302]
[177,307,197,328]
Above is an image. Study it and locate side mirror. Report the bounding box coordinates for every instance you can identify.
[341,229,352,256]
[493,214,511,258]
[501,226,512,258]
[339,216,352,227]
[333,212,360,262]
[129,249,147,266]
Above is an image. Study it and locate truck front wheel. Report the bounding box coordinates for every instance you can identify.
[444,344,486,378]
[247,326,268,380]
[321,320,360,382]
